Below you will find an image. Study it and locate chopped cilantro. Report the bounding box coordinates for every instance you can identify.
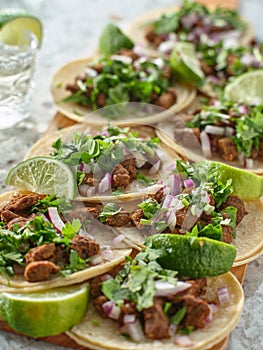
[170,306,187,325]
[60,250,88,276]
[136,173,157,186]
[99,203,122,223]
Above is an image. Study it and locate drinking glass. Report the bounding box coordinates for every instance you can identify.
[0,31,38,129]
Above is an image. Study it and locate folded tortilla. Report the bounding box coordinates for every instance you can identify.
[66,272,243,350]
[51,56,196,125]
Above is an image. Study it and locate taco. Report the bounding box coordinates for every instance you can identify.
[126,0,253,58]
[66,245,244,350]
[157,98,263,173]
[0,190,132,292]
[51,50,196,125]
[25,125,178,202]
[49,159,263,266]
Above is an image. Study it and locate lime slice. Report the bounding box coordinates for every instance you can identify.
[99,23,134,55]
[204,160,263,200]
[0,9,43,47]
[170,42,204,84]
[224,70,263,105]
[145,234,236,278]
[0,283,89,337]
[6,156,76,199]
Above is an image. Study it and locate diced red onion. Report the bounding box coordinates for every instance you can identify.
[206,75,220,84]
[82,163,92,174]
[238,151,245,165]
[101,246,114,261]
[167,173,181,196]
[245,158,254,169]
[169,324,177,337]
[240,53,255,66]
[98,173,112,193]
[111,55,133,65]
[79,184,96,197]
[238,105,249,114]
[158,40,176,54]
[205,125,225,136]
[123,314,136,325]
[100,274,113,282]
[85,67,98,78]
[183,178,195,188]
[173,334,193,347]
[155,281,191,297]
[78,229,95,240]
[166,162,177,171]
[47,207,65,233]
[102,300,121,320]
[181,13,198,29]
[167,209,177,231]
[152,57,164,69]
[120,319,144,342]
[200,131,212,158]
[133,44,147,57]
[40,213,48,222]
[225,126,235,137]
[133,56,148,69]
[148,160,161,175]
[209,302,219,314]
[162,194,174,208]
[217,286,230,305]
[111,234,125,246]
[119,142,131,157]
[100,129,109,136]
[90,254,103,266]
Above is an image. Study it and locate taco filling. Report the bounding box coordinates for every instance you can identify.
[174,99,263,167]
[63,49,177,111]
[83,246,231,344]
[68,160,247,246]
[0,192,122,283]
[51,126,164,198]
[145,0,248,55]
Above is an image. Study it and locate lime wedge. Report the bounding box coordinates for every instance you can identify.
[145,234,236,278]
[0,10,43,47]
[6,157,76,199]
[170,42,204,84]
[224,70,263,105]
[99,23,134,55]
[203,160,263,200]
[0,283,89,337]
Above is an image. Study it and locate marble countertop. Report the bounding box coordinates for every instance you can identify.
[0,0,263,349]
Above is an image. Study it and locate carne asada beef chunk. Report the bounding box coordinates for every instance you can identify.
[131,208,144,227]
[7,216,31,231]
[155,89,177,109]
[200,60,214,75]
[181,294,210,329]
[217,137,238,161]
[25,243,56,263]
[117,49,139,61]
[3,193,44,214]
[82,174,99,187]
[222,224,234,243]
[121,158,137,180]
[106,211,131,227]
[24,261,60,282]
[143,297,170,339]
[112,164,131,190]
[220,195,247,225]
[66,207,100,222]
[90,276,103,298]
[1,209,20,223]
[70,235,100,259]
[96,92,107,108]
[145,27,164,47]
[148,188,164,203]
[93,295,109,318]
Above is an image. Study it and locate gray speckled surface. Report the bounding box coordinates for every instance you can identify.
[0,0,263,349]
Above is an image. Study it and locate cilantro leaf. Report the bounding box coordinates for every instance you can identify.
[99,203,122,223]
